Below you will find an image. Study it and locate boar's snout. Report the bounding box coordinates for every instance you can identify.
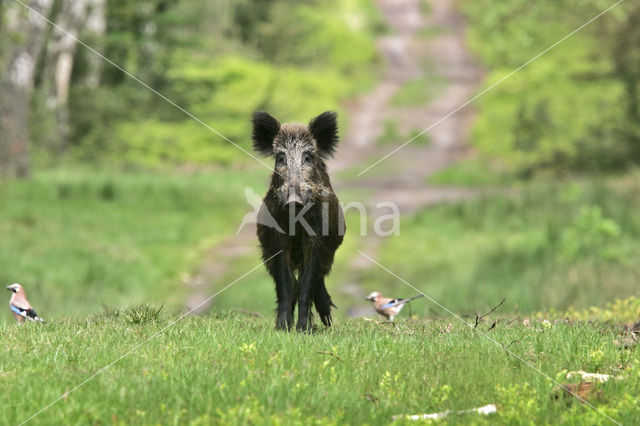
[285,184,304,207]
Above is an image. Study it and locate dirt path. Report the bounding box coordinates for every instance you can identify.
[184,224,255,313]
[332,0,482,210]
[185,0,482,316]
[331,0,482,316]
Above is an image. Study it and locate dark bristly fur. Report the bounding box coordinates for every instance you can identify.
[252,112,282,156]
[252,111,345,332]
[308,111,339,157]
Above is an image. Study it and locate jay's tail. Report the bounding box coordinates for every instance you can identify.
[381,294,424,309]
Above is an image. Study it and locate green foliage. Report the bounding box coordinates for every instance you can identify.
[234,0,380,73]
[460,0,640,176]
[100,0,174,84]
[34,0,381,167]
[429,155,512,187]
[559,296,640,323]
[560,205,622,261]
[116,55,356,165]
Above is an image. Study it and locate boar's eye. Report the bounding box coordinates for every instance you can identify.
[303,152,313,166]
[275,153,285,168]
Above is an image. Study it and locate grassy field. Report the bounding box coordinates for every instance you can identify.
[2,311,639,425]
[2,2,640,422]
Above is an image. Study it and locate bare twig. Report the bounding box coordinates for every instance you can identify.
[475,298,506,330]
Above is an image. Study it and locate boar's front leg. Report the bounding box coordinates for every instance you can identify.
[274,255,296,331]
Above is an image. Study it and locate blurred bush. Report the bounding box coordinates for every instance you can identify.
[461,0,640,176]
[560,205,622,261]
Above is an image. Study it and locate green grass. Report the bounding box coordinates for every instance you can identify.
[2,312,639,424]
[0,167,268,319]
[429,155,513,187]
[2,169,640,425]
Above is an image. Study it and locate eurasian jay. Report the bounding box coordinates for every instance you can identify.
[6,284,44,323]
[365,291,424,321]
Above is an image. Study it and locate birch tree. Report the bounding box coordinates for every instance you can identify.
[0,0,54,177]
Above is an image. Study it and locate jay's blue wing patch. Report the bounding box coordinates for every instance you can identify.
[381,299,402,309]
[10,304,42,321]
[10,305,25,316]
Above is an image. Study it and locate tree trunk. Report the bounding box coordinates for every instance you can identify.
[44,0,89,153]
[0,0,55,178]
[84,0,106,88]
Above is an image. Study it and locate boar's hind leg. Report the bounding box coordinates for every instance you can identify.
[313,277,334,327]
[296,255,320,332]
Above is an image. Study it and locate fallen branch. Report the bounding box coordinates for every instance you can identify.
[392,404,497,421]
[566,371,620,383]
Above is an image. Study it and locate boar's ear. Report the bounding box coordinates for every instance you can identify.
[252,111,281,156]
[309,111,338,157]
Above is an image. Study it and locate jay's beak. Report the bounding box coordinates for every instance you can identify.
[5,286,11,292]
